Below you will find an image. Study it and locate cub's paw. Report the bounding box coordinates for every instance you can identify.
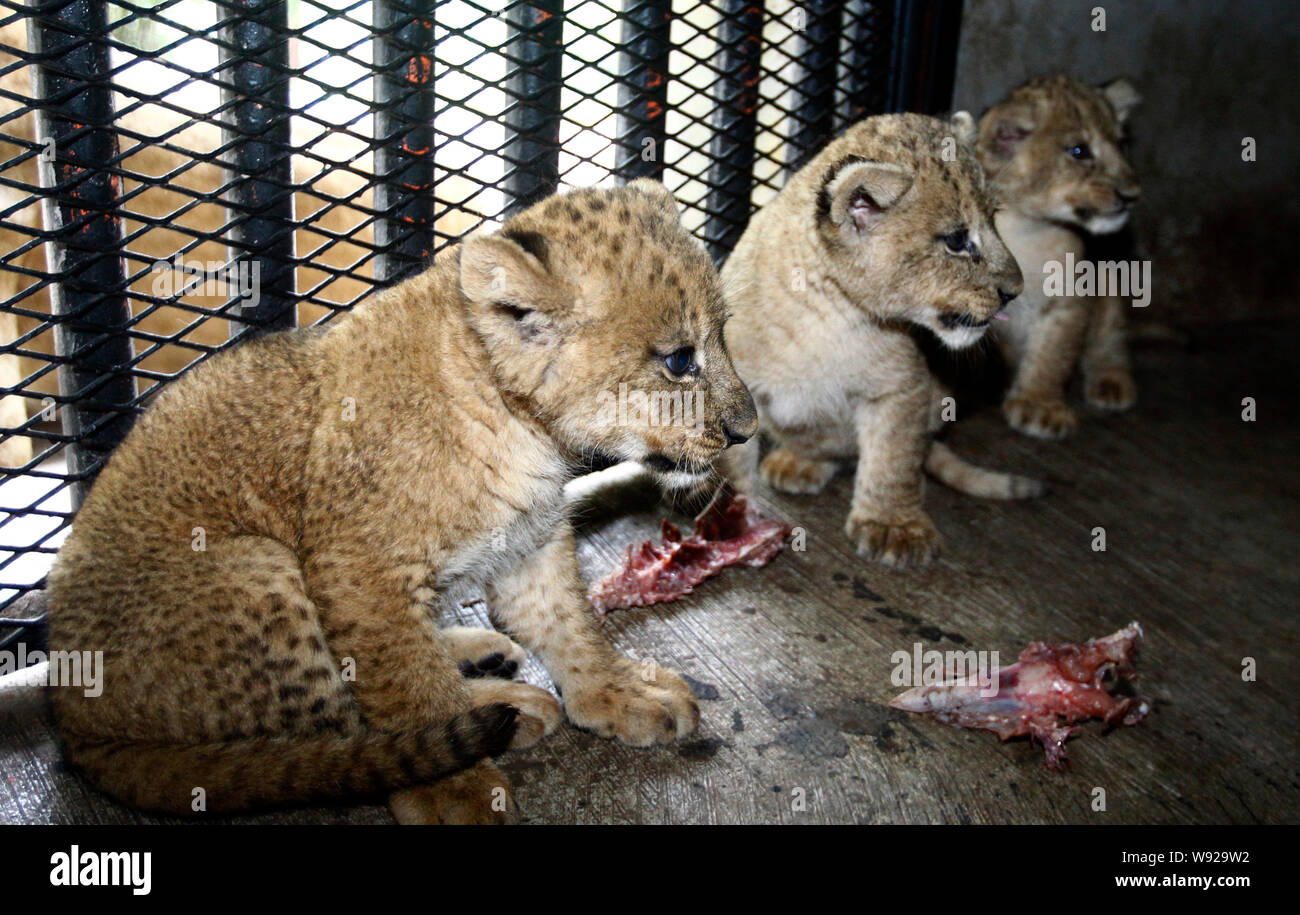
[458,652,519,680]
[443,626,527,679]
[463,679,562,749]
[1085,369,1137,411]
[1003,397,1079,440]
[562,659,699,747]
[845,512,941,570]
[760,448,837,495]
[389,761,513,825]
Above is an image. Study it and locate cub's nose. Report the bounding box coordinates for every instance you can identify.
[1116,185,1141,205]
[724,422,753,447]
[998,288,1019,307]
[723,391,758,447]
[720,383,758,448]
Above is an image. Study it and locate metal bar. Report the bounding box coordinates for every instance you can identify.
[784,0,843,174]
[916,0,963,113]
[218,0,296,334]
[373,0,438,285]
[841,0,895,126]
[503,0,564,214]
[703,0,764,264]
[887,0,963,114]
[614,0,671,183]
[886,0,913,112]
[29,2,137,507]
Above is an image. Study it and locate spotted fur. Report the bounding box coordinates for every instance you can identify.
[48,181,752,822]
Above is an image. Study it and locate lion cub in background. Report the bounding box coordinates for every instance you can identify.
[721,112,1038,570]
[48,181,757,824]
[977,75,1143,439]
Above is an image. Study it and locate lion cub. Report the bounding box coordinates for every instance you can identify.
[721,113,1035,570]
[977,75,1143,439]
[47,181,757,824]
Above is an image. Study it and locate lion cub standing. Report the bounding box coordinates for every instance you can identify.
[47,181,756,823]
[977,75,1143,439]
[721,113,1038,570]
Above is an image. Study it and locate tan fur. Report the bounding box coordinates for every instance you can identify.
[977,75,1143,439]
[720,113,1034,570]
[47,181,756,822]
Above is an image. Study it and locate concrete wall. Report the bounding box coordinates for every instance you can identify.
[952,0,1300,324]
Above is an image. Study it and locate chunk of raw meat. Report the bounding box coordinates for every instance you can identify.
[890,622,1149,769]
[587,486,791,613]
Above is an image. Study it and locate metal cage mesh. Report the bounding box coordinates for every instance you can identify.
[0,0,957,615]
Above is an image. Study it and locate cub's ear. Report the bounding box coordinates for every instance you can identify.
[824,159,914,234]
[459,233,566,344]
[950,110,977,146]
[626,178,681,221]
[982,102,1035,159]
[1100,77,1141,125]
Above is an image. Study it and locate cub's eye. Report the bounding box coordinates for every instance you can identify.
[1068,144,1093,160]
[941,229,968,253]
[935,230,977,262]
[663,346,696,377]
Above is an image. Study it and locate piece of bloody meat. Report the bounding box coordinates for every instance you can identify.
[890,622,1149,769]
[587,485,791,614]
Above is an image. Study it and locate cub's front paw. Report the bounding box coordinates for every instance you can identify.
[463,679,563,749]
[845,512,940,570]
[442,626,528,678]
[1004,396,1079,440]
[760,447,837,495]
[562,659,699,747]
[389,760,513,825]
[1085,369,1137,411]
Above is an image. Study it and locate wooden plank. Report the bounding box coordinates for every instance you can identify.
[0,321,1296,824]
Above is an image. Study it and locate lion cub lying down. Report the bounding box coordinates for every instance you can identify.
[47,181,757,824]
[977,76,1143,439]
[721,113,1040,569]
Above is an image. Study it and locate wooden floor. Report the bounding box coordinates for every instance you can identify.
[2,319,1297,824]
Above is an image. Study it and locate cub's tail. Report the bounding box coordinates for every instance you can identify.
[63,703,518,816]
[924,440,1045,500]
